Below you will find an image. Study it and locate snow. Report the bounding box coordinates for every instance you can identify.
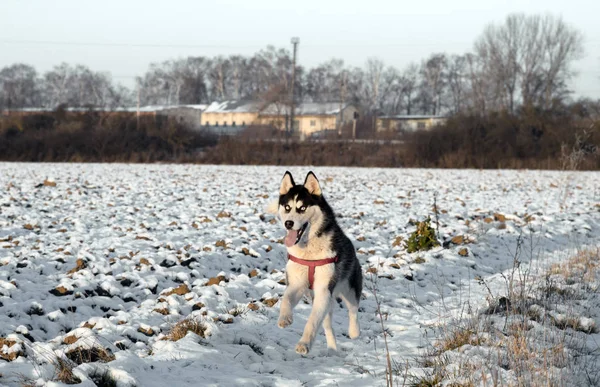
[0,163,599,386]
[203,100,350,115]
[203,101,262,113]
[260,102,350,115]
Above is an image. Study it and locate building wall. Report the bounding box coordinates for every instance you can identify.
[158,107,203,129]
[200,105,359,136]
[265,106,358,136]
[298,115,337,135]
[201,112,258,127]
[340,105,359,124]
[255,115,287,130]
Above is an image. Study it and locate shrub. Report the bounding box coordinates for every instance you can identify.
[167,318,207,341]
[405,217,440,253]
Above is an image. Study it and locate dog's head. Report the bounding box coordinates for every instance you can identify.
[277,171,323,248]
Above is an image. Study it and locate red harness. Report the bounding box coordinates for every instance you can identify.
[287,254,338,289]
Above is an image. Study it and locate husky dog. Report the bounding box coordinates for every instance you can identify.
[274,171,362,355]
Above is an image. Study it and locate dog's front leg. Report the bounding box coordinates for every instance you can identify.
[295,286,331,355]
[278,283,304,328]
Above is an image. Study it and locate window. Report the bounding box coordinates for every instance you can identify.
[223,121,227,126]
[417,122,426,130]
[310,120,316,127]
[205,121,209,126]
[232,121,236,127]
[242,121,245,126]
[215,122,219,126]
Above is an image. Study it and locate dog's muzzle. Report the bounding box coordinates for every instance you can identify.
[284,222,308,247]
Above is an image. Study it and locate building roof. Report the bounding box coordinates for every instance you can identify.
[203,100,352,116]
[203,101,262,113]
[157,104,207,111]
[261,102,351,116]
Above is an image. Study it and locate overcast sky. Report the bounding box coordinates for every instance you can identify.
[2,0,599,98]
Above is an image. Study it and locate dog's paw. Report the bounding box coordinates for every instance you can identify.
[326,347,340,357]
[348,325,360,339]
[277,314,293,328]
[295,342,310,355]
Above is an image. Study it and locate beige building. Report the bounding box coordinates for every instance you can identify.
[201,100,358,137]
[376,115,447,133]
[200,101,261,128]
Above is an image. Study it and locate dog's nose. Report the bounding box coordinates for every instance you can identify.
[285,220,294,230]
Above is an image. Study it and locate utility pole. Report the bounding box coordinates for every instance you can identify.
[289,37,299,139]
[338,70,347,137]
[136,84,140,131]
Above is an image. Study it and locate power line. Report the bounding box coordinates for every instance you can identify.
[0,39,470,48]
[2,38,599,49]
[0,40,260,49]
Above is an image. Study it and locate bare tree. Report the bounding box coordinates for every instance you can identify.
[42,63,72,108]
[380,66,402,115]
[137,57,209,105]
[464,53,489,114]
[418,53,448,115]
[400,63,419,115]
[208,56,229,101]
[304,59,346,103]
[364,58,385,112]
[447,55,467,114]
[175,57,210,104]
[0,63,40,109]
[40,63,124,108]
[227,55,248,100]
[475,13,584,112]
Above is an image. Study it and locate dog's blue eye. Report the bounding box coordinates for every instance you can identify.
[299,206,306,212]
[284,205,291,212]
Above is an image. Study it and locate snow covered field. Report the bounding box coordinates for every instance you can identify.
[0,163,599,386]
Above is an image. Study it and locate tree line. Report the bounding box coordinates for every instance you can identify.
[0,13,589,117]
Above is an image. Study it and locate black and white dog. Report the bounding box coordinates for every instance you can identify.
[272,171,362,355]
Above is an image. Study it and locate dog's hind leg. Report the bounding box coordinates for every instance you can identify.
[341,292,360,339]
[322,304,337,351]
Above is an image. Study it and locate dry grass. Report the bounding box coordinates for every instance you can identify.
[53,358,81,385]
[409,246,600,386]
[549,248,600,284]
[167,318,207,341]
[435,327,485,353]
[65,345,116,365]
[228,305,248,317]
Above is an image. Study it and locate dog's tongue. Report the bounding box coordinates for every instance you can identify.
[284,230,298,247]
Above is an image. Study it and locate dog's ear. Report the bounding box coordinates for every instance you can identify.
[279,171,295,195]
[303,171,322,196]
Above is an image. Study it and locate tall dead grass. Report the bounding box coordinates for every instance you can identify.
[409,241,600,386]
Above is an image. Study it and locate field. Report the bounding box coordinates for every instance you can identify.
[0,163,599,386]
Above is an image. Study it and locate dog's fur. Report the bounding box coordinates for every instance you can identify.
[272,171,362,355]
